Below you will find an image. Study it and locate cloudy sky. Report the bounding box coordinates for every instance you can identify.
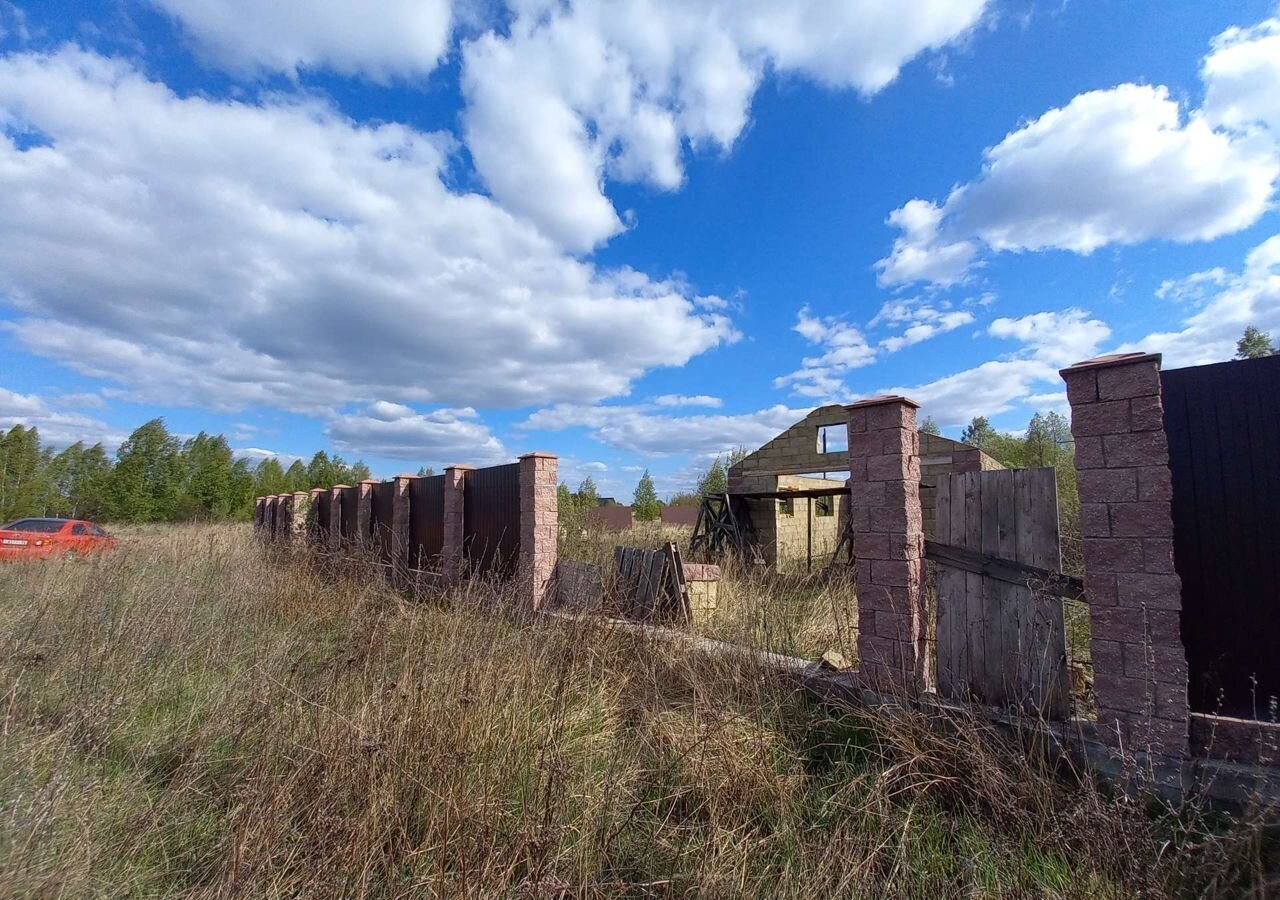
[1,0,1278,498]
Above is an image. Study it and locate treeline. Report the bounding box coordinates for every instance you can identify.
[0,418,371,525]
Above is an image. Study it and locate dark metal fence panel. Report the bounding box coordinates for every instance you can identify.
[1162,355,1280,716]
[339,487,358,542]
[315,491,331,542]
[464,463,521,578]
[409,474,446,569]
[370,481,395,563]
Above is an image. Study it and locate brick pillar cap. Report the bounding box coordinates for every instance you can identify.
[445,463,476,471]
[292,490,309,497]
[394,473,422,480]
[1059,351,1160,378]
[519,451,559,460]
[331,484,351,489]
[845,394,920,411]
[359,478,381,484]
[309,488,325,495]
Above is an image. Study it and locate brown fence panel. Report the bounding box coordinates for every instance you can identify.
[464,463,521,578]
[1163,355,1280,717]
[314,491,331,542]
[339,487,358,543]
[409,474,446,569]
[370,481,395,563]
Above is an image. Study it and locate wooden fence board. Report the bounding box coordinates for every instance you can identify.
[932,467,1069,718]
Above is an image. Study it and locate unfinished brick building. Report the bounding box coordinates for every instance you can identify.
[726,405,1001,567]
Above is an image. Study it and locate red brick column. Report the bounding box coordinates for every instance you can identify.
[253,496,265,532]
[291,491,310,542]
[519,452,558,610]
[1061,352,1187,757]
[357,479,377,549]
[442,465,473,583]
[847,396,925,694]
[392,475,416,578]
[328,485,348,552]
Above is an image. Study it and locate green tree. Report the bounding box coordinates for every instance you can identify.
[696,458,727,497]
[306,451,336,489]
[576,475,599,508]
[349,460,372,482]
[417,466,437,477]
[557,482,584,535]
[919,416,941,435]
[960,416,998,449]
[106,419,183,522]
[633,470,660,521]
[180,432,237,519]
[68,443,113,520]
[254,457,289,496]
[0,425,46,522]
[228,458,256,520]
[285,460,309,492]
[1237,324,1275,359]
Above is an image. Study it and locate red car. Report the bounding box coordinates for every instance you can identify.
[0,518,119,560]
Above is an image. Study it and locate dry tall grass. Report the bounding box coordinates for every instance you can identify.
[0,525,1272,897]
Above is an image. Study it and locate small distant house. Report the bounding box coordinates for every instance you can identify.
[727,405,1001,567]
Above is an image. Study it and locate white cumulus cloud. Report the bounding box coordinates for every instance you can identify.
[462,0,989,250]
[877,14,1280,287]
[148,0,453,81]
[325,403,507,465]
[0,48,735,414]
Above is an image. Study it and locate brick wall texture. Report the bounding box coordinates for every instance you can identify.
[519,452,558,610]
[848,396,925,693]
[1061,353,1188,757]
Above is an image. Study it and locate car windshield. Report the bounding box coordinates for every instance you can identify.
[2,519,65,533]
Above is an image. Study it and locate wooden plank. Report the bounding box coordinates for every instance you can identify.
[979,469,1005,704]
[963,470,984,702]
[665,542,691,623]
[994,470,1019,706]
[921,543,1084,599]
[934,475,956,697]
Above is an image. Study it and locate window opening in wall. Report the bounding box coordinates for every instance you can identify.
[817,424,848,455]
[815,496,834,517]
[779,498,794,517]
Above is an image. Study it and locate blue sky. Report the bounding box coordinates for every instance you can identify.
[1,0,1278,499]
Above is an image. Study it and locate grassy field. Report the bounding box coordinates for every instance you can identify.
[0,525,1272,897]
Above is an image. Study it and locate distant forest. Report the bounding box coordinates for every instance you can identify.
[0,418,371,525]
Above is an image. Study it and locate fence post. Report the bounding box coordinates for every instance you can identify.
[291,491,310,542]
[253,496,265,532]
[392,475,416,579]
[846,395,925,694]
[357,479,377,550]
[519,452,558,611]
[442,465,474,584]
[1061,352,1188,758]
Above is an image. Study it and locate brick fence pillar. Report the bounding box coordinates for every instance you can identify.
[253,496,265,532]
[442,465,473,583]
[392,474,416,578]
[291,491,310,541]
[519,452,558,611]
[357,479,377,550]
[847,396,925,694]
[1061,352,1188,758]
[328,485,348,552]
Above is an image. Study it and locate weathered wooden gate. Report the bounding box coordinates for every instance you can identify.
[931,468,1073,718]
[464,463,521,577]
[409,474,446,570]
[1162,355,1280,717]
